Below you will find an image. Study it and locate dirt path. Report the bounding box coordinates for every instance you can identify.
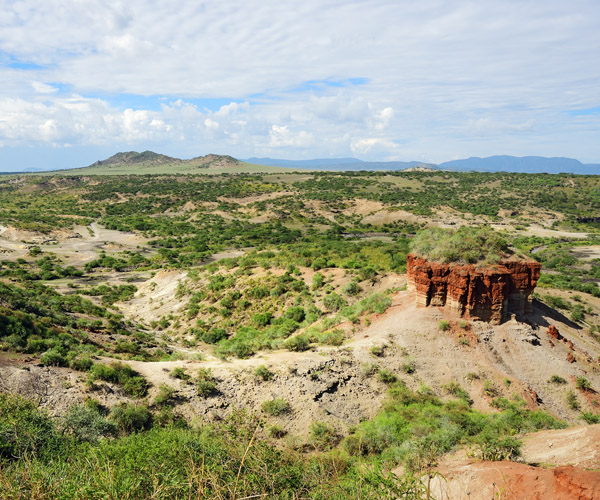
[521,225,589,239]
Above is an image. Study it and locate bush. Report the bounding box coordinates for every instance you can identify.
[323,293,346,312]
[284,306,305,323]
[410,226,512,264]
[109,403,152,434]
[549,375,567,384]
[576,377,592,392]
[123,376,149,398]
[170,367,190,380]
[63,404,115,442]
[370,345,385,357]
[309,421,339,450]
[89,362,149,397]
[40,348,66,367]
[198,328,227,344]
[475,431,522,461]
[438,320,450,331]
[377,369,398,384]
[254,365,274,381]
[153,384,176,406]
[196,368,217,397]
[261,398,291,416]
[0,393,64,461]
[567,390,580,410]
[68,355,93,372]
[581,412,600,424]
[443,382,471,404]
[252,312,272,327]
[268,424,287,438]
[284,335,310,352]
[312,273,324,290]
[342,280,361,296]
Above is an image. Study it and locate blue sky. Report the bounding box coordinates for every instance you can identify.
[0,0,599,171]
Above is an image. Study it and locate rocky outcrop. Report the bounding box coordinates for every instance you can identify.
[406,254,541,324]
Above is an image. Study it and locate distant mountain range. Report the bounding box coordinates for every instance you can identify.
[246,155,599,174]
[246,157,435,171]
[31,151,597,175]
[438,155,600,174]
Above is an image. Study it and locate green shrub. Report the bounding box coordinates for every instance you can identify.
[409,226,512,264]
[196,368,217,397]
[254,365,274,381]
[475,431,522,461]
[342,280,361,296]
[576,377,592,392]
[361,363,379,377]
[567,390,580,410]
[268,424,287,438]
[402,361,416,374]
[581,412,600,424]
[312,273,324,290]
[309,421,339,450]
[109,403,152,434]
[377,369,398,384]
[63,404,115,442]
[252,312,272,327]
[438,320,450,331]
[67,355,93,372]
[123,376,149,398]
[370,344,385,357]
[40,348,66,367]
[323,293,346,312]
[170,367,189,380]
[284,335,310,352]
[443,382,472,404]
[261,398,291,416]
[198,327,227,344]
[153,384,176,406]
[284,306,305,323]
[0,393,64,461]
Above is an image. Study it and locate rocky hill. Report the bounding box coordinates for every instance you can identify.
[407,254,541,324]
[89,150,181,167]
[85,151,242,170]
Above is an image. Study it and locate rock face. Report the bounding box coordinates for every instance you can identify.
[406,254,541,324]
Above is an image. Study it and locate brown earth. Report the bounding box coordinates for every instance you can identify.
[429,425,600,499]
[406,254,541,324]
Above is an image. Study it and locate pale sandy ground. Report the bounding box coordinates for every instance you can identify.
[571,245,600,261]
[0,222,150,265]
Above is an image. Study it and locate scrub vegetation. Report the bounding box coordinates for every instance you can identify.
[1,167,600,498]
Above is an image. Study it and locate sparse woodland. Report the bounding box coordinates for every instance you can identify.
[1,169,600,498]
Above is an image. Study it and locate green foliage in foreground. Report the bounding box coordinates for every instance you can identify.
[0,394,430,499]
[409,226,513,265]
[0,382,568,499]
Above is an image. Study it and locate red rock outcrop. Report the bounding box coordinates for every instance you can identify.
[406,254,541,324]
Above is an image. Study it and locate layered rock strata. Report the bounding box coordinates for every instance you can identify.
[406,254,541,324]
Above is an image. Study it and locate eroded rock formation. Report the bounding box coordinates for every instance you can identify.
[406,254,541,324]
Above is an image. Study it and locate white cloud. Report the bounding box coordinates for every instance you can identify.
[31,81,58,94]
[0,0,598,164]
[350,137,400,156]
[269,125,314,148]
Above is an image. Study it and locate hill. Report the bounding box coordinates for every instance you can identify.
[439,155,600,174]
[51,151,290,175]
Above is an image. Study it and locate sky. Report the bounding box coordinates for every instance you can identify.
[0,0,599,171]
